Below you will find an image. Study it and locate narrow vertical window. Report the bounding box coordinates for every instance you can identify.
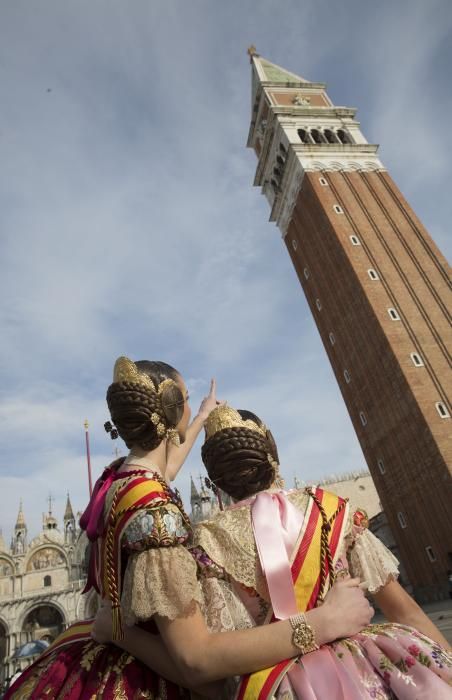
[425,546,436,562]
[333,204,344,214]
[292,239,298,251]
[377,459,385,475]
[410,352,424,367]
[388,308,400,321]
[343,370,351,383]
[435,402,450,418]
[397,512,407,529]
[368,269,379,280]
[337,129,352,144]
[311,129,326,144]
[324,129,339,144]
[319,177,328,186]
[44,575,52,587]
[350,235,360,246]
[359,411,367,426]
[329,332,335,345]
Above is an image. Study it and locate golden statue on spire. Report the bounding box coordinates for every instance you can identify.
[247,45,258,62]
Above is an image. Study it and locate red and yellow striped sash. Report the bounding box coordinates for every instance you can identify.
[99,475,172,638]
[44,620,93,656]
[236,488,348,700]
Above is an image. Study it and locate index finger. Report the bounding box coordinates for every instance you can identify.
[209,378,216,398]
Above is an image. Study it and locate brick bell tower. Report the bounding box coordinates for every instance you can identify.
[246,48,452,601]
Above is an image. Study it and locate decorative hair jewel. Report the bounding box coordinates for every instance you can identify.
[157,378,175,394]
[104,421,119,440]
[267,453,285,488]
[204,404,267,440]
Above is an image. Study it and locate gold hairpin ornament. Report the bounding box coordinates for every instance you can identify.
[157,378,177,394]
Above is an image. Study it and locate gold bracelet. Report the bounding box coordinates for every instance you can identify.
[289,613,319,654]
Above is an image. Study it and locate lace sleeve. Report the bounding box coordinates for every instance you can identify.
[347,528,399,594]
[121,544,203,624]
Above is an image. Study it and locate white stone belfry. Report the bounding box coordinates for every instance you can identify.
[247,50,384,237]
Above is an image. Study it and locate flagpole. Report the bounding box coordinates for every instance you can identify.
[84,419,93,497]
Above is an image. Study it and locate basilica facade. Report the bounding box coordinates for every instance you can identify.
[0,498,96,687]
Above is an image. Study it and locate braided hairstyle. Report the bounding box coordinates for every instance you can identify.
[201,409,280,501]
[106,360,185,450]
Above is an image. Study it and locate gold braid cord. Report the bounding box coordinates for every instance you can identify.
[106,486,123,640]
[104,472,192,640]
[305,488,348,602]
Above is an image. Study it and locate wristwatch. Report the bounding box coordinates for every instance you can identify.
[289,613,319,654]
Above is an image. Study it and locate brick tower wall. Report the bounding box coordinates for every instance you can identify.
[285,170,452,598]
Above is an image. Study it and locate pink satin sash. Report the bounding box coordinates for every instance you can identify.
[250,491,304,620]
[79,462,147,542]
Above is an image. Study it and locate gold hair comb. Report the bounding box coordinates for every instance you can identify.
[113,356,157,391]
[204,405,267,440]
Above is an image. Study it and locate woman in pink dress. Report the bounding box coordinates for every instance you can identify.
[93,404,452,699]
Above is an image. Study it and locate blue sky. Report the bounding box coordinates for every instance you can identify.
[0,0,451,543]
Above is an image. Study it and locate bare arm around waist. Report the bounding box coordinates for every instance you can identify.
[95,578,373,686]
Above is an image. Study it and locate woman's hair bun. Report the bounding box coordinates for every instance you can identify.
[201,423,277,501]
[105,359,182,451]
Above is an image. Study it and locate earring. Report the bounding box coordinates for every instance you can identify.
[166,428,181,447]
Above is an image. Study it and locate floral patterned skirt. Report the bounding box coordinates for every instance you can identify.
[275,623,452,700]
[5,621,190,700]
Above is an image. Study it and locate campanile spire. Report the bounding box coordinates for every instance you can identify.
[247,53,452,601]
